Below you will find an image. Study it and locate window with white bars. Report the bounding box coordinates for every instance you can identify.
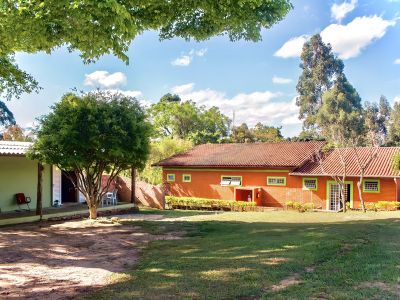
[303,178,317,190]
[363,180,379,192]
[267,177,286,186]
[220,176,242,186]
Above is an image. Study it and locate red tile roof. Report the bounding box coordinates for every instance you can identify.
[291,147,400,178]
[155,141,326,168]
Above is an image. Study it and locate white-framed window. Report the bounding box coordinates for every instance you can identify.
[167,174,175,182]
[182,174,191,183]
[303,178,317,191]
[363,179,380,193]
[220,176,242,186]
[267,176,286,186]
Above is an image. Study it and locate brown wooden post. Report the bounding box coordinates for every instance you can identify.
[131,167,136,205]
[36,163,44,219]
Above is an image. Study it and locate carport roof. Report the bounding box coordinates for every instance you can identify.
[0,141,32,156]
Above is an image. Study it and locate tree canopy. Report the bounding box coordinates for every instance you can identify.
[0,99,15,126]
[0,0,292,99]
[149,94,230,144]
[316,75,363,147]
[296,34,344,133]
[1,124,33,142]
[29,91,151,219]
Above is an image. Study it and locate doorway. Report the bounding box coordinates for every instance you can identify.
[327,181,352,211]
[61,171,78,203]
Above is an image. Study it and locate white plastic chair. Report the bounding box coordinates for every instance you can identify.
[103,189,118,206]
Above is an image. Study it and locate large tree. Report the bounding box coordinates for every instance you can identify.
[363,97,391,147]
[29,92,151,219]
[149,94,230,144]
[0,0,292,100]
[296,34,344,134]
[230,123,254,143]
[0,100,15,127]
[388,101,400,146]
[316,75,364,212]
[251,122,283,142]
[1,124,33,142]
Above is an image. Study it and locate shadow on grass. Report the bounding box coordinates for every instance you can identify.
[82,217,400,300]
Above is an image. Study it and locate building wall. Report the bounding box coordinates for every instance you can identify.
[162,168,398,209]
[0,156,52,212]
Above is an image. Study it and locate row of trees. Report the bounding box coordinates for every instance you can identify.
[294,34,400,212]
[148,93,284,144]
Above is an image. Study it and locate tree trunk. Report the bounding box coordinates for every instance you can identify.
[357,177,366,213]
[36,163,44,219]
[131,167,136,205]
[89,204,97,219]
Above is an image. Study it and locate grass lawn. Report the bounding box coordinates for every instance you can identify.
[84,210,400,299]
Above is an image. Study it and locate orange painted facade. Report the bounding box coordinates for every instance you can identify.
[163,168,399,210]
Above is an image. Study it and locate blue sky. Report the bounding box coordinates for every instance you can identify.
[8,0,400,137]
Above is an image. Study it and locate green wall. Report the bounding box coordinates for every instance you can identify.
[0,156,52,212]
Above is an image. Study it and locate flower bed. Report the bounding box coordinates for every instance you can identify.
[165,196,257,211]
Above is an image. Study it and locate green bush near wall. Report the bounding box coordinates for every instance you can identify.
[366,201,400,211]
[165,196,256,211]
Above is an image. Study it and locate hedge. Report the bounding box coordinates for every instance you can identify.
[165,196,257,211]
[366,201,400,211]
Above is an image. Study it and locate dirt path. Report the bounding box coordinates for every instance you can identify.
[0,216,175,300]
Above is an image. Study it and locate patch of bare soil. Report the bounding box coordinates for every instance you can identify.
[358,282,400,297]
[0,217,179,300]
[270,274,302,291]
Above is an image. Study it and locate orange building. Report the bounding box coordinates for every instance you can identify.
[155,142,400,211]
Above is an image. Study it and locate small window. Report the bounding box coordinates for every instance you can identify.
[167,174,175,182]
[182,174,191,183]
[303,178,317,190]
[363,179,380,193]
[267,176,286,186]
[220,176,242,186]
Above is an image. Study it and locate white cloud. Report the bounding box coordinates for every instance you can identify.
[394,96,400,104]
[84,71,127,88]
[394,58,400,64]
[321,16,396,59]
[171,48,208,67]
[171,83,195,94]
[105,89,143,98]
[171,55,192,66]
[274,35,309,58]
[331,0,357,23]
[275,16,395,60]
[272,76,293,84]
[170,83,299,128]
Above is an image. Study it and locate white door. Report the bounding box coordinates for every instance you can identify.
[329,183,349,211]
[52,166,62,205]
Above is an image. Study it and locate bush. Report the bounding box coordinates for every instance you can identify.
[285,201,311,212]
[165,196,256,211]
[376,201,399,211]
[285,201,294,209]
[366,201,399,211]
[303,203,314,211]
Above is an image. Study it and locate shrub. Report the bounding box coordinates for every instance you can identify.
[366,203,378,212]
[165,196,256,211]
[285,201,294,209]
[376,201,399,211]
[292,202,302,210]
[366,201,399,211]
[303,203,314,211]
